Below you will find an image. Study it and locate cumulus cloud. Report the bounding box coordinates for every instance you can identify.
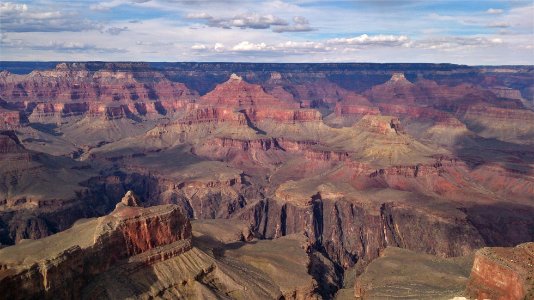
[272,16,315,33]
[105,26,129,35]
[3,39,126,53]
[90,0,151,11]
[0,2,96,32]
[191,44,207,50]
[486,8,504,14]
[187,12,287,30]
[232,41,268,51]
[327,34,410,47]
[214,42,225,52]
[186,12,314,33]
[415,36,504,50]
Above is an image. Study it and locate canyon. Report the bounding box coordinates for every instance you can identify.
[0,62,533,299]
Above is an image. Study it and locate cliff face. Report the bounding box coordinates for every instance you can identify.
[466,242,534,300]
[0,62,533,298]
[240,196,485,268]
[0,192,192,300]
[0,63,198,123]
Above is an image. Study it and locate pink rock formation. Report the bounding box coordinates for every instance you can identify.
[200,74,298,109]
[466,242,533,300]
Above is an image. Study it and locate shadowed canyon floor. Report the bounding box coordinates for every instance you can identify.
[0,62,533,299]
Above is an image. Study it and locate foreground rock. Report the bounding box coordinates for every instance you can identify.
[0,193,191,299]
[466,242,534,300]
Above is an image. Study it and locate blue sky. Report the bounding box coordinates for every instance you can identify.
[1,0,533,64]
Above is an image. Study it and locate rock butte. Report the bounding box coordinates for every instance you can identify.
[0,62,533,299]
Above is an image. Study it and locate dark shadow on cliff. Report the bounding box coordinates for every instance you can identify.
[452,133,534,173]
[463,202,534,247]
[28,122,63,136]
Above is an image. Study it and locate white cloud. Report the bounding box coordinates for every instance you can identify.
[327,34,410,46]
[191,44,207,50]
[487,22,511,28]
[90,0,150,11]
[186,12,315,33]
[414,36,505,50]
[214,42,225,52]
[272,16,315,33]
[187,12,288,30]
[232,41,268,51]
[0,2,28,14]
[1,2,96,32]
[486,8,504,14]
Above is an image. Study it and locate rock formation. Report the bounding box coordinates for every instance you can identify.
[466,242,534,300]
[0,191,192,299]
[0,62,533,298]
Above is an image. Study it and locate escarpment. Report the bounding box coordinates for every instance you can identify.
[0,192,192,300]
[0,63,533,299]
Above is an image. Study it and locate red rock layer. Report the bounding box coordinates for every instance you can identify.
[334,103,380,118]
[364,73,523,111]
[200,74,298,109]
[0,108,22,128]
[0,202,192,300]
[0,65,196,104]
[179,107,247,125]
[457,104,534,121]
[490,87,524,100]
[244,108,322,123]
[466,242,533,300]
[0,63,198,119]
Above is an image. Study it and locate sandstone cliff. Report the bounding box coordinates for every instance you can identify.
[0,192,191,299]
[466,242,534,300]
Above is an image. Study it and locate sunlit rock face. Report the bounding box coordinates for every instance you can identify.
[0,62,533,299]
[0,191,192,300]
[466,243,534,300]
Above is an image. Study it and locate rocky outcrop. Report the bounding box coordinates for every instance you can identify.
[356,115,403,135]
[490,87,524,100]
[200,73,299,109]
[0,63,196,104]
[0,63,198,123]
[334,103,380,118]
[457,104,534,143]
[0,192,192,300]
[0,108,22,129]
[466,242,534,300]
[365,73,417,105]
[244,107,322,123]
[240,195,484,269]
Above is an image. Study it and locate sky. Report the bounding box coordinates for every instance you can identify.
[0,0,533,64]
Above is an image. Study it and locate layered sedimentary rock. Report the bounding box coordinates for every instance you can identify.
[0,108,22,129]
[365,73,417,105]
[457,104,534,143]
[200,73,298,109]
[0,63,197,123]
[0,193,192,300]
[466,242,534,300]
[0,62,533,298]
